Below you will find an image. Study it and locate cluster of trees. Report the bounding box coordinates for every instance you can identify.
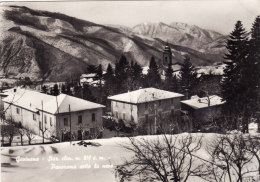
[221,16,260,132]
[1,119,35,146]
[39,54,201,106]
[103,54,200,102]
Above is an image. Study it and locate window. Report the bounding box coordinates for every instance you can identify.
[50,117,52,126]
[44,115,47,124]
[171,98,174,104]
[64,118,68,126]
[115,101,118,107]
[92,113,96,122]
[145,114,148,123]
[39,121,42,130]
[33,113,36,121]
[123,103,125,109]
[123,113,125,120]
[159,100,161,106]
[78,115,82,124]
[16,107,20,114]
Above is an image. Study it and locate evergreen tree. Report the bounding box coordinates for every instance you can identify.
[66,83,72,96]
[171,74,180,92]
[87,64,97,73]
[51,84,60,96]
[133,62,143,88]
[146,56,161,88]
[179,56,199,98]
[165,63,173,80]
[114,55,129,93]
[240,16,260,121]
[61,84,66,94]
[82,84,96,102]
[124,61,143,91]
[96,64,103,79]
[221,21,249,122]
[164,63,173,91]
[41,85,48,94]
[96,64,103,103]
[104,63,115,96]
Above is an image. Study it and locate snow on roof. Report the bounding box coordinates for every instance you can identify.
[3,89,105,114]
[181,95,225,109]
[81,73,97,78]
[81,71,107,79]
[108,88,184,104]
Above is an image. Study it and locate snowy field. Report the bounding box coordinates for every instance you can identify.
[1,133,259,182]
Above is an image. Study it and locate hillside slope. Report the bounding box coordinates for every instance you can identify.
[0,6,226,81]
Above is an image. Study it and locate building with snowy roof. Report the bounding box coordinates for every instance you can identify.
[3,89,105,141]
[180,95,225,130]
[108,88,184,134]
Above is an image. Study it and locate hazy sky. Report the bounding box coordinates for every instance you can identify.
[3,0,260,34]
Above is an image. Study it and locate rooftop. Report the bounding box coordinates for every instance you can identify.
[3,89,105,114]
[181,95,225,109]
[108,88,184,104]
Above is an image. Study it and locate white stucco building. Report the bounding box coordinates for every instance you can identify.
[108,88,184,134]
[3,89,105,141]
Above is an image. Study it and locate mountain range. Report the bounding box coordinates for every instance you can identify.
[0,6,227,81]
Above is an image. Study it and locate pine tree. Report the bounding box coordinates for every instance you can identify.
[96,64,103,79]
[221,21,248,120]
[104,63,115,96]
[133,62,143,88]
[114,55,129,93]
[66,83,72,96]
[61,84,66,94]
[240,16,260,121]
[51,84,60,96]
[87,64,97,73]
[124,61,143,91]
[146,56,161,88]
[96,64,103,103]
[41,85,48,94]
[179,56,199,98]
[164,64,173,91]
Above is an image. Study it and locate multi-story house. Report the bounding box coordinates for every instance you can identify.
[108,88,184,134]
[3,89,105,141]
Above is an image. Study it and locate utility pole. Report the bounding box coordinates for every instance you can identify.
[69,104,72,145]
[55,96,60,141]
[152,93,157,134]
[41,100,44,143]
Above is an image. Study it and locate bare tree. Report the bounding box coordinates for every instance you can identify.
[18,128,26,146]
[245,135,260,176]
[1,123,17,146]
[115,134,202,182]
[78,124,86,141]
[25,129,35,145]
[90,126,104,139]
[197,132,258,182]
[40,126,48,144]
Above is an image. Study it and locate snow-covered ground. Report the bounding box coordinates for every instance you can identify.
[1,133,259,182]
